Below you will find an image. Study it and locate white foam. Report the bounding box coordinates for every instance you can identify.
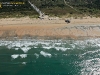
[34,46,37,48]
[34,53,39,58]
[20,54,27,58]
[97,44,100,47]
[0,38,100,54]
[63,54,68,56]
[55,47,70,51]
[42,46,52,49]
[22,62,26,65]
[21,47,31,53]
[80,58,100,75]
[40,51,52,58]
[15,42,21,47]
[55,43,62,45]
[11,54,19,59]
[15,48,19,50]
[81,49,100,56]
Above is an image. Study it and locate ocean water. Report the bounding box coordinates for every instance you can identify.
[0,38,100,75]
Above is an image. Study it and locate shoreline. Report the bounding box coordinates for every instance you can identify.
[0,17,100,39]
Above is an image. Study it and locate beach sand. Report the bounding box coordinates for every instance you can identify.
[0,17,100,39]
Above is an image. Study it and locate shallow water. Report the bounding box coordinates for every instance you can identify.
[0,38,100,75]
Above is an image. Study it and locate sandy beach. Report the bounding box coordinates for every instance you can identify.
[0,17,100,39]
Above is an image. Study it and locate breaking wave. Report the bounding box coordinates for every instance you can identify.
[1,38,100,74]
[0,38,100,53]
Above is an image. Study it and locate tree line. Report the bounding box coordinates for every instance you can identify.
[0,0,100,17]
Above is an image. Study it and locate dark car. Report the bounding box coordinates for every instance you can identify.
[65,19,70,23]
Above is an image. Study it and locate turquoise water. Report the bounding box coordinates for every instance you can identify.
[0,39,100,75]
